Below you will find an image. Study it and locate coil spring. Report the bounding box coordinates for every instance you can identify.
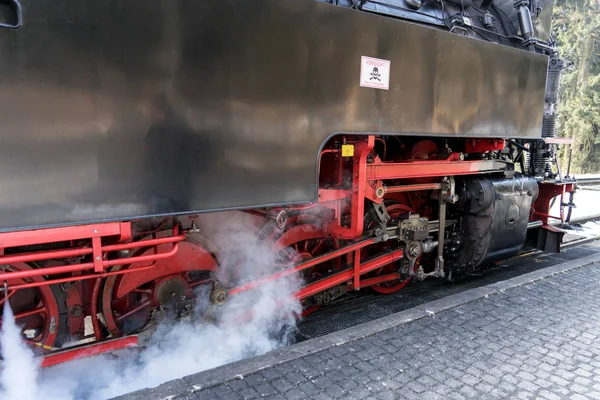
[542,114,557,138]
[530,143,551,177]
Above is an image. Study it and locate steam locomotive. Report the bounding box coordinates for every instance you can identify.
[0,0,574,367]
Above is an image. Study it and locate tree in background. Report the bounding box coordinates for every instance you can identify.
[554,0,600,174]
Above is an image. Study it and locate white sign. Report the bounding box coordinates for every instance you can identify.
[360,56,390,90]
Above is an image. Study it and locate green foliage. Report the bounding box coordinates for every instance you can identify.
[553,0,600,173]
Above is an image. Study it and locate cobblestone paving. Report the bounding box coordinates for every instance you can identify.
[196,263,600,399]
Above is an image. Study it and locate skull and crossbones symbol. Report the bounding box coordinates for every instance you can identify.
[370,67,381,81]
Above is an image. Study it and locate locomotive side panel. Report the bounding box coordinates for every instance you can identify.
[0,0,548,231]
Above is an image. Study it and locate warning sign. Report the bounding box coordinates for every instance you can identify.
[360,56,390,90]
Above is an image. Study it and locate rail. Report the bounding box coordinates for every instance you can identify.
[575,177,600,187]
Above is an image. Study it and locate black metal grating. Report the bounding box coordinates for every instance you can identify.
[295,243,599,342]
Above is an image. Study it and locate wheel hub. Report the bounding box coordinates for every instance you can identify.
[153,276,189,306]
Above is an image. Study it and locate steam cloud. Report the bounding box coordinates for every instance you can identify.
[0,302,40,400]
[0,211,302,400]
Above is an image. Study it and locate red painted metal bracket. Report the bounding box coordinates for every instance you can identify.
[296,249,404,299]
[353,249,361,290]
[92,236,103,273]
[319,137,509,240]
[384,182,442,194]
[532,181,576,224]
[366,159,509,180]
[40,336,139,368]
[359,272,402,288]
[465,139,505,153]
[228,232,403,302]
[318,189,351,202]
[0,222,129,248]
[229,238,376,296]
[325,137,375,239]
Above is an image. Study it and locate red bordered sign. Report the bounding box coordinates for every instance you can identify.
[360,56,390,90]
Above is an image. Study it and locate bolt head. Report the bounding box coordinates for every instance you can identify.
[408,244,421,257]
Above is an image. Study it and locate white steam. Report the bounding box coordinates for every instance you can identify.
[577,220,600,237]
[0,211,302,400]
[0,302,40,400]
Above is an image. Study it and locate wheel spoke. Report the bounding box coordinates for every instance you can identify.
[15,306,47,320]
[310,239,326,255]
[270,223,340,315]
[115,299,152,322]
[0,290,16,307]
[0,306,47,329]
[302,240,309,253]
[281,248,296,264]
[190,278,214,287]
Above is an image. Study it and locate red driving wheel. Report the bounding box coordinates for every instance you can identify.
[101,232,218,337]
[268,215,341,316]
[0,263,68,353]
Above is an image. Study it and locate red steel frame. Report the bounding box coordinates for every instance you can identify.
[40,336,139,368]
[0,135,573,368]
[324,136,514,240]
[238,136,525,300]
[229,239,376,295]
[532,181,576,224]
[232,136,553,302]
[0,222,185,368]
[0,223,184,291]
[297,249,404,298]
[465,138,505,154]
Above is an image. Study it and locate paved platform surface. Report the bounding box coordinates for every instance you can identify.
[194,262,600,400]
[295,242,599,342]
[117,243,600,400]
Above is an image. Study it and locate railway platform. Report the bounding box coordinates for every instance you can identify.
[114,239,600,400]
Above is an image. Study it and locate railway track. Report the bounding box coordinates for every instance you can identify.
[573,176,600,187]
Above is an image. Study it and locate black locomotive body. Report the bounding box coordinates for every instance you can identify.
[0,0,575,369]
[0,0,552,231]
